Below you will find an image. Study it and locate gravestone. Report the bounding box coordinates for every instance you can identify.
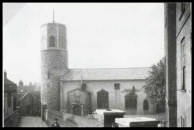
[115,117,160,127]
[94,109,125,127]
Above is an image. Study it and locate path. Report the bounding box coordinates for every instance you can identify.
[18,116,47,127]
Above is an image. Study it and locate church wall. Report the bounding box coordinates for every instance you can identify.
[60,80,156,115]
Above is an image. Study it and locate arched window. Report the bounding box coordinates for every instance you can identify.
[49,35,56,47]
[143,99,149,110]
[97,90,109,109]
[125,92,137,109]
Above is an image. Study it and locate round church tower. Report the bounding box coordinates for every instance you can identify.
[40,19,68,111]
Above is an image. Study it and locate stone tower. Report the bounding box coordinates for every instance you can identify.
[40,15,68,111]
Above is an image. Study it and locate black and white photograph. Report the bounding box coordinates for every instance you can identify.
[2,2,192,127]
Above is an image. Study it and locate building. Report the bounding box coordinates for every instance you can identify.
[40,17,159,117]
[17,93,34,116]
[4,72,19,127]
[17,81,41,116]
[17,92,41,117]
[164,2,192,127]
[17,80,40,93]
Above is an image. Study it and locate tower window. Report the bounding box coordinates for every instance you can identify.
[49,35,56,47]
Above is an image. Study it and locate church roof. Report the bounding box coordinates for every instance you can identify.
[61,67,151,81]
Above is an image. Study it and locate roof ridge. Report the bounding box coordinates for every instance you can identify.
[68,67,151,70]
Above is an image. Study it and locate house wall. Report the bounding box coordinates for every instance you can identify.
[60,80,156,115]
[176,3,192,127]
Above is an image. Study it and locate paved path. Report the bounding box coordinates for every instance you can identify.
[18,116,47,127]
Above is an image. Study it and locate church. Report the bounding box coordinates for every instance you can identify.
[40,18,157,117]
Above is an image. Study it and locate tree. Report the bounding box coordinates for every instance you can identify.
[144,58,165,108]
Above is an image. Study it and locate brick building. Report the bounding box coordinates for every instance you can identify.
[17,81,41,117]
[17,80,40,93]
[4,72,19,127]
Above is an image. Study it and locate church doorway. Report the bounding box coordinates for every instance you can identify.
[73,104,82,116]
[97,90,109,109]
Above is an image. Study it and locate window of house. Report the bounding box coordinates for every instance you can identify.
[143,99,149,110]
[81,83,87,91]
[49,35,56,47]
[181,37,186,91]
[181,116,186,127]
[114,83,120,90]
[97,90,109,109]
[125,92,137,109]
[47,71,50,79]
[13,94,16,111]
[182,66,186,90]
[8,93,11,107]
[179,3,186,20]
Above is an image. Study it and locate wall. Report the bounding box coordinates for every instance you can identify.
[60,80,156,115]
[4,107,20,127]
[45,109,102,127]
[164,3,177,127]
[4,92,16,118]
[176,3,192,127]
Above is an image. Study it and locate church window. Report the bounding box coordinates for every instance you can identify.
[49,35,56,47]
[114,83,120,90]
[143,99,149,110]
[125,91,137,109]
[97,90,109,109]
[81,83,87,91]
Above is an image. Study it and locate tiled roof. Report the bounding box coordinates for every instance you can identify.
[4,78,17,92]
[4,78,16,85]
[61,67,151,81]
[17,93,28,101]
[17,85,34,93]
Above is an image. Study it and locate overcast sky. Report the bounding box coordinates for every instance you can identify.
[3,3,164,85]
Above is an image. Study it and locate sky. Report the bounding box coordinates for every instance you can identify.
[3,3,164,85]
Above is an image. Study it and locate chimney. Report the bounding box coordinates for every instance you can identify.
[19,80,23,86]
[4,71,7,79]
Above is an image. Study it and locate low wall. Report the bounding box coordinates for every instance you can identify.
[4,109,20,127]
[45,109,102,127]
